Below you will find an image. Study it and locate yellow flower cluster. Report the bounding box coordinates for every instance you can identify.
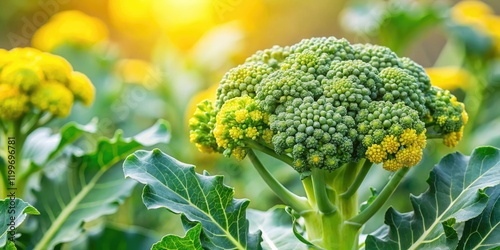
[425,67,471,90]
[0,48,95,120]
[213,96,272,160]
[32,10,108,52]
[365,129,426,171]
[451,0,500,55]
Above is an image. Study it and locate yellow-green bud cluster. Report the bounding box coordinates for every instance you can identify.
[425,87,468,147]
[0,47,95,120]
[189,100,221,154]
[213,96,272,160]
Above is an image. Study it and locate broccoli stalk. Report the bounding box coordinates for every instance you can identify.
[189,37,468,249]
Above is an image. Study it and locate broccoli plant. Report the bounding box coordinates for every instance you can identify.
[123,37,500,250]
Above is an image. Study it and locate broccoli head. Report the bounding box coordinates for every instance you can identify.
[189,37,467,172]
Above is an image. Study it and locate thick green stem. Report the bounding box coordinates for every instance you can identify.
[246,149,310,213]
[302,176,317,209]
[348,167,410,227]
[311,168,337,215]
[246,140,294,166]
[341,160,372,199]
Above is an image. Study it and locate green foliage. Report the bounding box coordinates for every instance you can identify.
[247,206,307,250]
[152,223,203,250]
[366,146,500,249]
[0,198,39,248]
[457,185,500,249]
[24,120,170,250]
[123,149,261,250]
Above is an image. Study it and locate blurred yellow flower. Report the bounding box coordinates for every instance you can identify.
[32,10,108,52]
[0,84,29,120]
[68,72,95,106]
[114,59,160,88]
[425,67,471,90]
[1,61,44,92]
[478,15,500,54]
[31,82,74,117]
[109,0,160,38]
[0,47,95,120]
[153,0,216,52]
[35,53,73,84]
[451,0,493,26]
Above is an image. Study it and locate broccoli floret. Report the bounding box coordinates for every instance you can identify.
[189,36,467,173]
[425,87,468,147]
[215,62,274,109]
[378,67,428,115]
[353,43,402,70]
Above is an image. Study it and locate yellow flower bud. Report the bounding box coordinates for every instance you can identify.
[35,53,73,84]
[31,82,74,117]
[68,71,95,106]
[32,10,108,52]
[0,61,44,92]
[0,84,29,120]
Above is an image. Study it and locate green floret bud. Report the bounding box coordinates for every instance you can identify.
[189,100,221,154]
[378,67,428,116]
[425,87,468,145]
[353,43,402,70]
[291,37,355,62]
[215,62,274,109]
[400,57,431,92]
[327,60,382,97]
[245,45,291,68]
[323,78,372,116]
[256,69,322,112]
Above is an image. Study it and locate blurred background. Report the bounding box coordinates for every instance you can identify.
[2,0,500,245]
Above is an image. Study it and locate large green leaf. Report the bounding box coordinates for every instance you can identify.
[123,149,262,250]
[0,198,39,247]
[28,120,170,250]
[366,146,500,249]
[457,185,500,249]
[247,206,307,250]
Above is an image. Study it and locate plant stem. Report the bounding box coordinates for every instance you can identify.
[311,168,337,215]
[302,176,317,209]
[246,149,310,213]
[348,167,410,227]
[341,160,372,199]
[246,140,294,167]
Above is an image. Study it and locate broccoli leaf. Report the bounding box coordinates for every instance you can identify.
[366,146,500,249]
[152,222,203,250]
[23,119,98,166]
[123,149,262,250]
[247,206,307,250]
[457,185,500,249]
[28,120,170,250]
[0,198,39,248]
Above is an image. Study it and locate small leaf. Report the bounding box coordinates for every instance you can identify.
[23,120,97,166]
[0,198,39,247]
[247,206,307,250]
[457,185,500,249]
[360,187,378,212]
[367,146,500,249]
[82,119,170,169]
[29,121,169,250]
[123,149,261,250]
[152,222,203,250]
